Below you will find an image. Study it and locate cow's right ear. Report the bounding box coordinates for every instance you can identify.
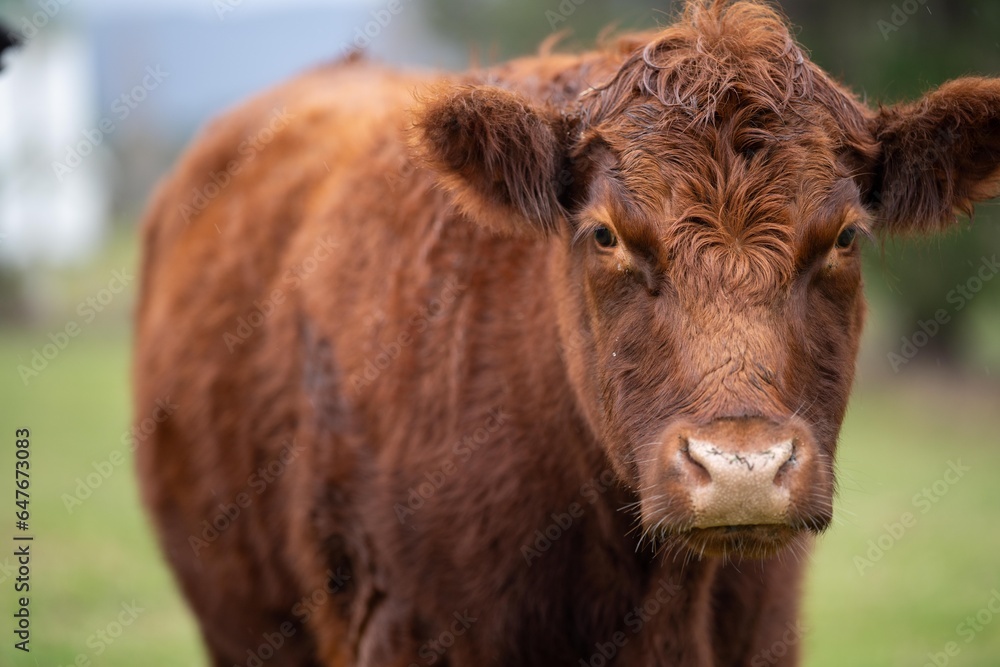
[411,84,578,236]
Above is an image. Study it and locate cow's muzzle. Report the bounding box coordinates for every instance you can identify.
[640,416,832,557]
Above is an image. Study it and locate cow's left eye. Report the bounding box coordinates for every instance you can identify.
[835,226,857,249]
[594,226,618,248]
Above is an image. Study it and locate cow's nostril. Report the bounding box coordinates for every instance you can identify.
[774,442,798,484]
[681,440,712,484]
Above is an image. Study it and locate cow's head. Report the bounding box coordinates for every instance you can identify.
[412,0,1000,557]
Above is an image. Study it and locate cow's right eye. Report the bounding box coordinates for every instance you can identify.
[594,226,618,248]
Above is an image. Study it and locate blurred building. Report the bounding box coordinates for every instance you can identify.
[0,27,106,267]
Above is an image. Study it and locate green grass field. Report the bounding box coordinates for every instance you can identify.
[1,246,999,665]
[1,328,206,667]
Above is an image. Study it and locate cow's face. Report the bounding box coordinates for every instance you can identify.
[414,2,1000,558]
[548,109,868,557]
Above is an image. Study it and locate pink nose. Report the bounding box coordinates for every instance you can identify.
[674,418,812,528]
[683,438,794,527]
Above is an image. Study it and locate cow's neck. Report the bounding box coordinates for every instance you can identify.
[493,241,723,664]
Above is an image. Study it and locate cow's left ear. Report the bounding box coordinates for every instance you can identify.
[869,77,1000,235]
[411,84,577,236]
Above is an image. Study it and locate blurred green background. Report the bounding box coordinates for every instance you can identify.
[1,0,999,665]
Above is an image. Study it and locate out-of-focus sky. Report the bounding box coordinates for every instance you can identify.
[75,0,356,13]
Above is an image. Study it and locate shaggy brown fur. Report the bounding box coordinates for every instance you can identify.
[134,1,1000,665]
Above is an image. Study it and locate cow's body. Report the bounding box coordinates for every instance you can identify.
[136,58,800,666]
[136,3,1000,666]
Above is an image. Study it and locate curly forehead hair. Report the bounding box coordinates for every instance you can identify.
[581,0,867,131]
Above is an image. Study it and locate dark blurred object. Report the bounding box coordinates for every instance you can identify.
[0,22,19,68]
[0,23,23,325]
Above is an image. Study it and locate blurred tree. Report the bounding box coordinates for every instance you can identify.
[423,0,671,64]
[781,0,1000,374]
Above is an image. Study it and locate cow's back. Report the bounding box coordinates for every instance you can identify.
[134,60,454,663]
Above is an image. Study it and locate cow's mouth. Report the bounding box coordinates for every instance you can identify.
[670,524,800,559]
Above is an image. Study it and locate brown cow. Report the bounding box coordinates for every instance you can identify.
[134,1,1000,665]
